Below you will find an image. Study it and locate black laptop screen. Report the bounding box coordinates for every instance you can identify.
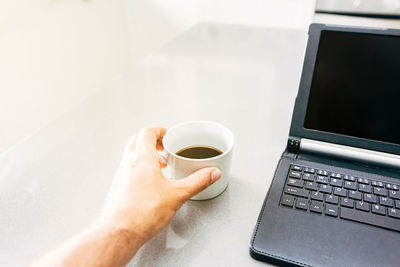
[304,30,400,145]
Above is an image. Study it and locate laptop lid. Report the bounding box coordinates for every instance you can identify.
[289,23,400,156]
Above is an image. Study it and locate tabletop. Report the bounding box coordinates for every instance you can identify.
[0,23,307,266]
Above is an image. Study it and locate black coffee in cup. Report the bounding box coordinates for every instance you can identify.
[176,146,222,159]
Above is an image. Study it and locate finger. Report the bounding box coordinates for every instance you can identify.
[158,156,167,168]
[135,127,167,155]
[156,138,164,151]
[174,167,221,201]
[124,135,137,153]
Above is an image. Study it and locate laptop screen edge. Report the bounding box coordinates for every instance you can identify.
[289,23,400,156]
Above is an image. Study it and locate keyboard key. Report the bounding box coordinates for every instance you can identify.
[310,201,323,213]
[289,171,301,179]
[349,190,362,200]
[320,184,332,194]
[344,175,356,182]
[363,193,377,204]
[358,178,370,185]
[291,165,302,171]
[371,204,385,216]
[302,173,314,182]
[295,197,308,210]
[371,181,384,188]
[311,191,324,201]
[304,167,315,174]
[386,184,399,191]
[373,187,387,197]
[281,194,295,207]
[326,195,339,204]
[333,187,347,197]
[330,172,342,179]
[325,204,338,217]
[316,176,329,184]
[305,181,318,191]
[341,207,400,232]
[379,197,394,207]
[359,184,372,194]
[283,165,400,231]
[389,190,400,200]
[330,178,343,187]
[287,178,304,188]
[388,208,400,219]
[356,201,370,212]
[340,197,354,208]
[344,181,356,190]
[284,186,309,198]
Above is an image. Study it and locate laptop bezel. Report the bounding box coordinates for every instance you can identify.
[289,23,400,156]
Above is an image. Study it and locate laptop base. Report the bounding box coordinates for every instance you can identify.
[250,151,400,267]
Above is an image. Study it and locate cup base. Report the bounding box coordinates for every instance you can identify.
[189,183,228,201]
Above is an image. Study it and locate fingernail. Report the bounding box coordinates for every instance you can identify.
[211,169,222,183]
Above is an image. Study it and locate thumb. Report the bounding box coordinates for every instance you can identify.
[175,167,222,200]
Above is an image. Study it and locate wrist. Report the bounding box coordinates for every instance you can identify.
[90,218,146,258]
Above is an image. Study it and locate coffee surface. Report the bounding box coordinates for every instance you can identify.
[176,145,222,159]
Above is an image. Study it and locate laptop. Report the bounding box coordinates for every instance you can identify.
[250,23,400,267]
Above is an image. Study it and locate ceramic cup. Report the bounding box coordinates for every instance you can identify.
[161,120,234,200]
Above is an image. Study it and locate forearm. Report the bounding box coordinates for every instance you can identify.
[32,222,144,267]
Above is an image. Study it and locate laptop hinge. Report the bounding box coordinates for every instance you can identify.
[287,136,301,154]
[300,138,400,169]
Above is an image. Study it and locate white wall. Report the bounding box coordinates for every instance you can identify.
[0,0,131,153]
[126,0,316,62]
[0,0,315,153]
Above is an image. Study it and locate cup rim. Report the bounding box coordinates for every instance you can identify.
[163,120,234,162]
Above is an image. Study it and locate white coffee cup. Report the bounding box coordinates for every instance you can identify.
[161,120,234,200]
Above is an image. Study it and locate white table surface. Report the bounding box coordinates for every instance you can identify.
[0,23,307,266]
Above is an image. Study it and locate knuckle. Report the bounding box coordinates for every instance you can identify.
[123,151,138,162]
[138,128,149,137]
[125,135,136,149]
[143,127,152,133]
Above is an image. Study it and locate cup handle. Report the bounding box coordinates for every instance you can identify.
[158,150,171,178]
[158,150,168,165]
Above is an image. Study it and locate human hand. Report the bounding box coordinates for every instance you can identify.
[98,127,222,246]
[31,126,221,267]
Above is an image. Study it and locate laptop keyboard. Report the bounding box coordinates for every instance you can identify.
[281,164,400,232]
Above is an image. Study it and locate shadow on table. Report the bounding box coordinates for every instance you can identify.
[129,179,234,267]
[128,174,266,267]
